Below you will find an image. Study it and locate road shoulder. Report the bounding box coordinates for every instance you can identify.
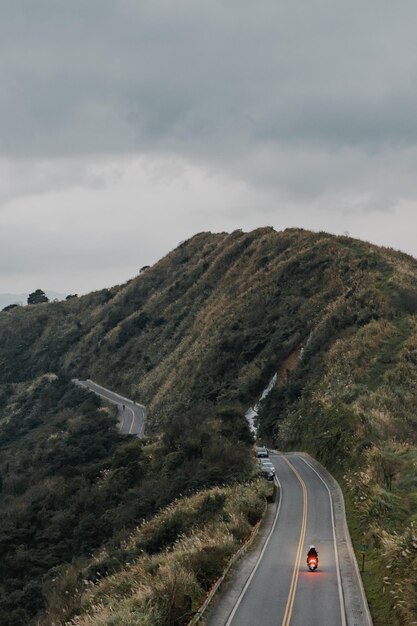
[298,453,373,626]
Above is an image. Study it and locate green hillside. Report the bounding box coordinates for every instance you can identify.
[2,227,417,624]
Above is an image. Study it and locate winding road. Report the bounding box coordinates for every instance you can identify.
[209,452,372,626]
[72,380,371,624]
[74,379,146,437]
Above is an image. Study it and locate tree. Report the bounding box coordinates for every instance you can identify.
[27,289,49,305]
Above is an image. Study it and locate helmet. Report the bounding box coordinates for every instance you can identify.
[309,545,315,550]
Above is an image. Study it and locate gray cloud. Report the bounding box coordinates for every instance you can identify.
[1,1,417,293]
[2,1,417,158]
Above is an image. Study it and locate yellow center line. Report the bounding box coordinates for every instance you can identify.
[281,457,308,626]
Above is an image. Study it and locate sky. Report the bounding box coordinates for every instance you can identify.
[1,0,417,295]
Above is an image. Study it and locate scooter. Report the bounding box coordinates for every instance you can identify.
[307,556,318,571]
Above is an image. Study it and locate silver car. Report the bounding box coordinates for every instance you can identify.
[257,446,269,458]
[259,459,275,474]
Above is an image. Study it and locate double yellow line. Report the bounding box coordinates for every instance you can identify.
[281,457,308,626]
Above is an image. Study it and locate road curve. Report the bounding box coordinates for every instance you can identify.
[74,379,146,437]
[209,452,372,626]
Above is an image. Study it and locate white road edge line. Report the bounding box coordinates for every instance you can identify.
[76,379,145,437]
[139,407,145,437]
[225,473,283,626]
[127,406,136,434]
[299,456,347,626]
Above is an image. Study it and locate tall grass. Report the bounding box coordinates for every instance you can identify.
[40,482,269,626]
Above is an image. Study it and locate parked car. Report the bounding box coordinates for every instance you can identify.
[261,467,275,481]
[257,446,269,458]
[259,458,270,466]
[259,459,275,474]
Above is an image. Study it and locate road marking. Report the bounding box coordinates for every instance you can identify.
[77,380,144,437]
[298,456,347,626]
[225,473,283,626]
[138,407,145,437]
[127,406,136,434]
[281,457,308,626]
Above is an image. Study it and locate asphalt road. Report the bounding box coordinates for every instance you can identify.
[225,453,346,626]
[75,379,146,437]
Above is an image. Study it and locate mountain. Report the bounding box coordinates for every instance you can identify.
[1,227,417,624]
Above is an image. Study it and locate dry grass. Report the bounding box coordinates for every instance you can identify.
[39,482,268,626]
[4,228,417,623]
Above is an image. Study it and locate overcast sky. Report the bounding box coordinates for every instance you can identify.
[1,0,417,294]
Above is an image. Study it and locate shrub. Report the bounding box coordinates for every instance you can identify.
[187,545,228,590]
[140,511,187,555]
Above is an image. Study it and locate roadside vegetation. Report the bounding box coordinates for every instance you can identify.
[0,377,254,625]
[39,482,267,626]
[258,243,417,625]
[2,227,417,623]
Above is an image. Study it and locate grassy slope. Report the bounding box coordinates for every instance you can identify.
[258,240,417,625]
[0,379,254,626]
[2,227,417,623]
[40,482,269,626]
[0,227,391,422]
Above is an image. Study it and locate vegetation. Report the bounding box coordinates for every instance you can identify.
[256,243,417,625]
[2,303,20,312]
[2,227,417,623]
[0,377,254,625]
[27,289,49,305]
[40,482,267,626]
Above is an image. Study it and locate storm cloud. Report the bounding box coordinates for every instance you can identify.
[1,0,417,292]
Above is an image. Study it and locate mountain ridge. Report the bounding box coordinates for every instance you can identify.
[1,227,417,624]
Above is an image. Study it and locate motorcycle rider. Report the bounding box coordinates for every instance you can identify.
[307,545,318,560]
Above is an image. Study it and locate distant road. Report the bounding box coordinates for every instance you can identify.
[208,453,372,626]
[74,379,146,437]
